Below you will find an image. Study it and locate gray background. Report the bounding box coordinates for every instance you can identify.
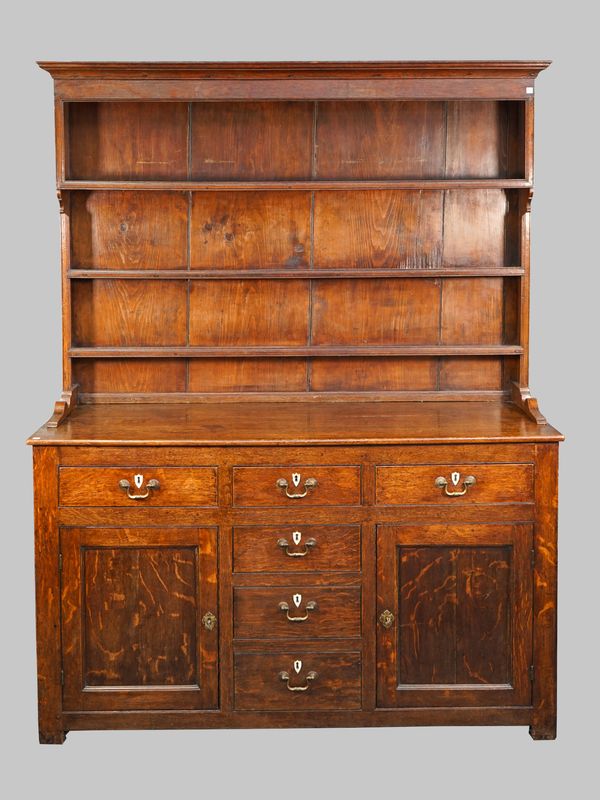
[1,0,596,796]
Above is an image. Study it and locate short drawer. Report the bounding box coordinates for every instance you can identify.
[234,586,361,639]
[233,525,361,572]
[234,651,361,710]
[59,466,218,507]
[375,463,534,505]
[232,466,361,507]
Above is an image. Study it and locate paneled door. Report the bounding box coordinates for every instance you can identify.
[60,527,218,711]
[377,524,532,707]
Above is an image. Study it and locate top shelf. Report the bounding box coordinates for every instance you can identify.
[59,179,533,192]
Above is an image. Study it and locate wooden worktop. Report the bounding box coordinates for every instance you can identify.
[28,401,562,447]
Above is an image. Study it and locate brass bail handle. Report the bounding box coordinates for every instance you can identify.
[279,669,318,692]
[118,476,160,500]
[276,474,318,499]
[278,599,318,622]
[277,535,317,557]
[434,474,476,497]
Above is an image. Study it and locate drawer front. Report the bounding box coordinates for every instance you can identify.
[375,463,534,505]
[234,651,361,710]
[233,525,361,572]
[234,586,361,639]
[59,466,218,507]
[232,465,361,507]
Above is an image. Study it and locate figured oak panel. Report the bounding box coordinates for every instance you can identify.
[188,358,307,392]
[233,525,361,572]
[442,190,509,267]
[72,280,187,346]
[313,191,444,269]
[74,358,187,394]
[311,279,440,345]
[441,278,504,344]
[190,191,311,269]
[234,651,361,710]
[189,280,309,346]
[234,586,361,639]
[191,101,313,179]
[439,357,503,390]
[71,191,188,269]
[316,101,445,178]
[68,102,188,180]
[446,101,511,178]
[310,357,437,391]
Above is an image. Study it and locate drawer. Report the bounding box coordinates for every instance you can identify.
[232,465,361,507]
[234,651,361,710]
[234,586,361,639]
[233,525,361,572]
[375,463,534,505]
[59,466,218,507]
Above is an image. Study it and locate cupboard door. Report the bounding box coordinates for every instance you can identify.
[377,524,532,708]
[61,527,218,711]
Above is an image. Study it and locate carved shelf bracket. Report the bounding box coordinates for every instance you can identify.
[46,385,79,428]
[511,382,546,425]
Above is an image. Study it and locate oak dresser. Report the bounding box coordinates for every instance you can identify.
[29,61,562,743]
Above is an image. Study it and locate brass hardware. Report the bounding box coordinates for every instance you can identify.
[379,609,395,629]
[276,474,318,499]
[278,594,318,622]
[119,474,160,500]
[434,473,476,497]
[202,611,217,631]
[277,532,317,557]
[279,668,318,692]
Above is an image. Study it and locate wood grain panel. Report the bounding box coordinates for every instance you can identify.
[234,586,361,639]
[59,467,218,507]
[234,652,361,710]
[310,357,437,391]
[446,101,509,178]
[233,525,361,572]
[375,463,534,505]
[74,359,187,393]
[233,465,361,507]
[68,102,188,179]
[316,101,445,178]
[314,191,444,269]
[72,280,187,346]
[311,279,440,345]
[71,191,188,269]
[188,358,307,392]
[441,278,504,344]
[439,357,503,390]
[189,280,309,346]
[442,190,508,267]
[190,192,311,269]
[191,101,313,179]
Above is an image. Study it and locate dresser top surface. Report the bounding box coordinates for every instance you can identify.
[28,402,562,446]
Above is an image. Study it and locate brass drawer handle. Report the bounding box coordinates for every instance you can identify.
[276,473,318,499]
[277,533,317,557]
[278,594,318,622]
[434,472,476,497]
[118,474,160,500]
[279,668,318,692]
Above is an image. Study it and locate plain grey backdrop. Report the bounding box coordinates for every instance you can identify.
[1,0,597,797]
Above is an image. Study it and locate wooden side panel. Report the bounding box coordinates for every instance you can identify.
[74,359,187,394]
[189,280,309,346]
[441,278,504,344]
[190,192,311,269]
[446,101,510,178]
[71,191,188,269]
[313,191,444,269]
[191,101,313,179]
[310,357,437,391]
[68,102,188,180]
[315,101,445,178]
[311,279,440,345]
[72,280,187,346]
[188,359,307,392]
[442,190,509,267]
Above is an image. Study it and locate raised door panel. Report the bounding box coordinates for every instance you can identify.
[376,524,532,708]
[61,527,218,711]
